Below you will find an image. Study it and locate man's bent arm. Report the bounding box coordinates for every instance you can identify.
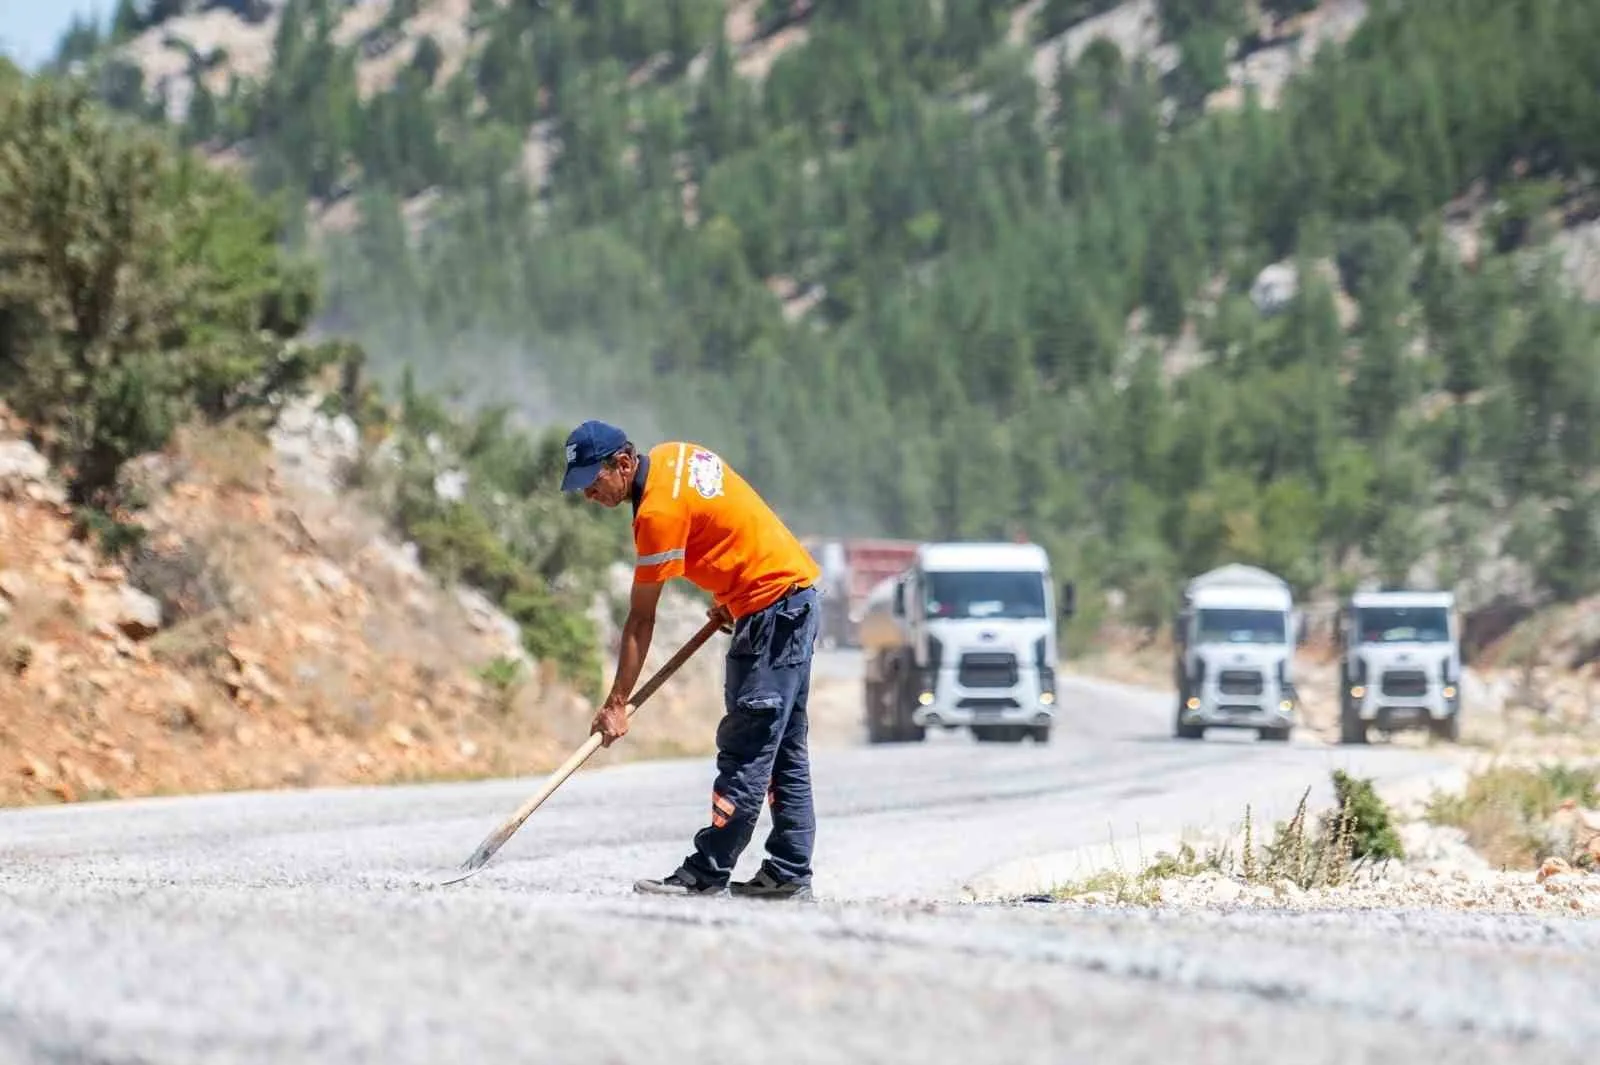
[606,578,665,707]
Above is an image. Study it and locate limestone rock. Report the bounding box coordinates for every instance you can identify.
[454,585,528,665]
[0,570,27,602]
[268,395,361,495]
[1250,262,1299,314]
[0,439,60,503]
[116,585,164,639]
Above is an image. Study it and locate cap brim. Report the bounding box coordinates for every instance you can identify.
[561,461,603,493]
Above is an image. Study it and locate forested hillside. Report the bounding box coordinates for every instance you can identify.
[51,0,1600,639]
[0,58,742,808]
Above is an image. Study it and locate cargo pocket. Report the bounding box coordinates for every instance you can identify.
[727,606,772,662]
[716,688,783,761]
[770,595,817,669]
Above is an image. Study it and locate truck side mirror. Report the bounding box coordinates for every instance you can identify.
[1059,581,1076,619]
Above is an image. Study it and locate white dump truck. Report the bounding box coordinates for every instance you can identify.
[858,541,1074,744]
[1172,564,1301,741]
[1336,589,1462,744]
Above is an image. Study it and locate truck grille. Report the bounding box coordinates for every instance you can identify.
[957,697,1019,718]
[1381,669,1429,697]
[1218,669,1264,696]
[958,652,1018,689]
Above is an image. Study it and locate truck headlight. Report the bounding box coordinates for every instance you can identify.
[1443,685,1457,700]
[1351,685,1366,699]
[1039,691,1055,706]
[918,691,935,706]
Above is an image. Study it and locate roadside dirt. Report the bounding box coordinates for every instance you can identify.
[0,403,727,808]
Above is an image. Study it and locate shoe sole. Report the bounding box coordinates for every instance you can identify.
[633,882,728,897]
[730,887,814,901]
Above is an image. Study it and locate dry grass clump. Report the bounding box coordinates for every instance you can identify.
[1051,770,1405,902]
[1425,762,1600,869]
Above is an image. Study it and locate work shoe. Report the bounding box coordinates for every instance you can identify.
[730,867,813,901]
[633,870,727,897]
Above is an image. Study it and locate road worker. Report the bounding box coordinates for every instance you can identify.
[561,419,822,900]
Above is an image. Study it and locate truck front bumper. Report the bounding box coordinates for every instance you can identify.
[1180,697,1296,729]
[1351,687,1458,726]
[913,693,1056,729]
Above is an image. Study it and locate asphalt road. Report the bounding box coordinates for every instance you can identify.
[2,650,1596,1064]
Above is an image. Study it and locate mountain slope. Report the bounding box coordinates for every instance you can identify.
[52,0,1600,644]
[0,57,730,809]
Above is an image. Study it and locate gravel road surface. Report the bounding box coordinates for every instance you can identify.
[2,651,1596,1064]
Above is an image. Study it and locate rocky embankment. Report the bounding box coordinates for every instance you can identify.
[0,400,724,807]
[1120,830,1600,917]
[1037,754,1600,917]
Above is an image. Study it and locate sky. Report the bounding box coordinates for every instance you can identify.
[0,0,109,69]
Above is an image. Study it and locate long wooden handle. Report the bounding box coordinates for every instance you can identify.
[447,616,724,881]
[621,614,725,713]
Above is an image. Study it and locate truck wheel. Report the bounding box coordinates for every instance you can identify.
[1339,700,1368,745]
[1430,713,1460,743]
[863,680,886,744]
[888,669,926,743]
[1029,725,1051,744]
[1173,704,1204,741]
[1258,726,1291,742]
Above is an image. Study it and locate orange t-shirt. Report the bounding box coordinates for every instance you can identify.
[632,441,821,619]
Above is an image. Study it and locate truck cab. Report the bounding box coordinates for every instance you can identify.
[1337,589,1462,744]
[1173,564,1300,742]
[860,542,1073,744]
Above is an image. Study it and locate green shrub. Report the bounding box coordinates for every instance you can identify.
[1327,769,1405,863]
[0,77,331,504]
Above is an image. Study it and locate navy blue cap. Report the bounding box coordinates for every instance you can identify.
[561,419,629,493]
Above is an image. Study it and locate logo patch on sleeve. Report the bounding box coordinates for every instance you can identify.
[687,448,725,499]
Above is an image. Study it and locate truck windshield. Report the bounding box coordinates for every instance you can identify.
[1195,608,1286,645]
[1356,606,1451,643]
[925,571,1047,620]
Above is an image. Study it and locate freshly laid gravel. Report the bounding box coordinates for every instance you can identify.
[3,878,1597,1064]
[2,667,1594,1063]
[1057,863,1600,915]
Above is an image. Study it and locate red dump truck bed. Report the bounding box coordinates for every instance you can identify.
[839,539,922,606]
[801,537,922,647]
